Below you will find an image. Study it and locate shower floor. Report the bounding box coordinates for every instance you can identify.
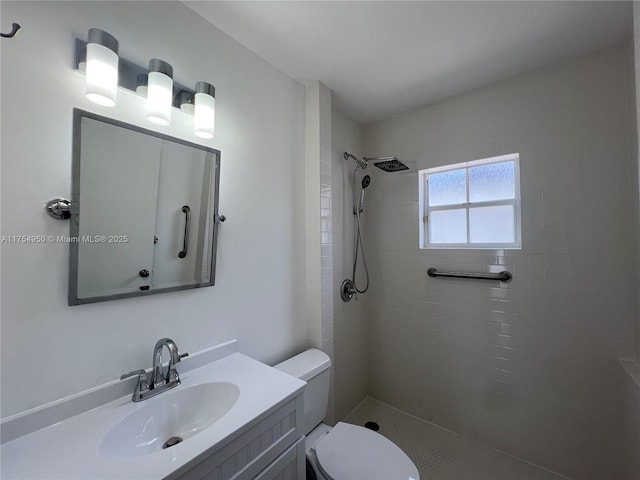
[343,398,568,480]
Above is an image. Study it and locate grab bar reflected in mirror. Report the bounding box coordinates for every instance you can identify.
[178,205,190,258]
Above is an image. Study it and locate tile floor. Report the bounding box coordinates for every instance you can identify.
[344,397,568,480]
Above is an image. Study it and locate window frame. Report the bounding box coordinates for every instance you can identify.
[419,153,521,249]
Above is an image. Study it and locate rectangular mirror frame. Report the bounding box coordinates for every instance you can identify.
[69,108,221,305]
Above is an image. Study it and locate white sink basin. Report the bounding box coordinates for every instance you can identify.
[1,348,306,480]
[100,382,240,458]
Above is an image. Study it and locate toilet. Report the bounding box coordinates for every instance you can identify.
[275,349,420,480]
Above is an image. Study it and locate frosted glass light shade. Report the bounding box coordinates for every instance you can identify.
[146,60,173,126]
[194,82,215,139]
[85,29,119,107]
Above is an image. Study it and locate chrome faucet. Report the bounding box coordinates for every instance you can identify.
[120,338,188,402]
[152,338,185,388]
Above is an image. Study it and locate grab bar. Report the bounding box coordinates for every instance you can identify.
[178,205,190,258]
[427,267,512,283]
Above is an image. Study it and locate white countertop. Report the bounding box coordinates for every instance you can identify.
[1,352,305,479]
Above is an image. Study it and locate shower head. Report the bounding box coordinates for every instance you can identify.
[362,155,409,173]
[362,175,371,188]
[344,152,367,170]
[373,157,410,173]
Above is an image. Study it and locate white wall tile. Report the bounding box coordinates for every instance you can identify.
[363,45,637,480]
[331,107,369,422]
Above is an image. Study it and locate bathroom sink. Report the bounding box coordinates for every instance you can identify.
[100,381,240,458]
[2,347,306,480]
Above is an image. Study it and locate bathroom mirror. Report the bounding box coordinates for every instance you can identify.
[69,109,221,305]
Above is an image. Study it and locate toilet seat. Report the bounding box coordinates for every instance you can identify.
[315,422,420,480]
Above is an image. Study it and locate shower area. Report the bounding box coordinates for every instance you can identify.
[323,37,640,480]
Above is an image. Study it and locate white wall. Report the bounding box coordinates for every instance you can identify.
[0,1,307,418]
[331,107,368,422]
[363,44,637,479]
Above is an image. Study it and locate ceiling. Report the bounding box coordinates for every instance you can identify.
[185,1,633,125]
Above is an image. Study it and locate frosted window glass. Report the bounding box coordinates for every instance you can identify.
[428,169,466,206]
[430,209,467,243]
[469,205,514,243]
[469,161,514,202]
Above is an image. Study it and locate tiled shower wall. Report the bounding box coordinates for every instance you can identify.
[362,44,637,480]
[330,108,368,422]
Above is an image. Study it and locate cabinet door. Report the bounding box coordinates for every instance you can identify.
[76,117,161,299]
[253,437,305,480]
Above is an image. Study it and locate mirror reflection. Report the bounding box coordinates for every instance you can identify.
[70,109,221,305]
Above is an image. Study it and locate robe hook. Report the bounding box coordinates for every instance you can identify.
[1,23,21,39]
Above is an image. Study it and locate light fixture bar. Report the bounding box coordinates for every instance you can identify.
[74,39,196,107]
[74,37,216,137]
[177,91,195,114]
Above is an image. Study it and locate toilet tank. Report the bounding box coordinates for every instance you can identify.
[274,349,331,435]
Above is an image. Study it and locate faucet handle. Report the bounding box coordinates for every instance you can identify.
[120,369,146,380]
[121,369,150,401]
[178,352,189,361]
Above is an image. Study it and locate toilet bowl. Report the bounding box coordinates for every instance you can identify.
[306,422,419,480]
[274,349,420,480]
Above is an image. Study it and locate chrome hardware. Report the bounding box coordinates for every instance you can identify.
[427,267,513,283]
[215,214,226,224]
[344,151,367,170]
[163,436,183,449]
[340,279,356,302]
[139,269,150,278]
[122,338,188,402]
[120,369,146,380]
[120,369,150,402]
[151,338,186,389]
[139,285,150,291]
[178,205,190,258]
[45,198,71,220]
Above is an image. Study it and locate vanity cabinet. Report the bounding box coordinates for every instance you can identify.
[173,394,305,480]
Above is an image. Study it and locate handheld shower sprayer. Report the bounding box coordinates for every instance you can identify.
[359,175,371,213]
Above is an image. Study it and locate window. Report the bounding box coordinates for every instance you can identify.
[419,153,521,249]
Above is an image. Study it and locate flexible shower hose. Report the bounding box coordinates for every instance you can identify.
[352,169,370,294]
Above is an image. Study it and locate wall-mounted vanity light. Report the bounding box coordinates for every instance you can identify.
[84,28,119,107]
[194,82,215,139]
[75,29,216,137]
[146,59,173,126]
